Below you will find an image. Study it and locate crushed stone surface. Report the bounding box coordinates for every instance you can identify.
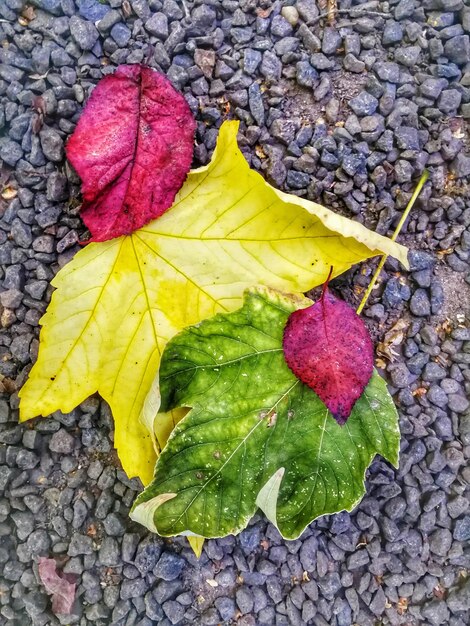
[0,0,470,625]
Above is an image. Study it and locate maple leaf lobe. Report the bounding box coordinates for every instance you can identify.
[283,288,374,423]
[66,64,196,241]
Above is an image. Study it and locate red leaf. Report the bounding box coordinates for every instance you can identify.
[38,557,76,615]
[66,64,196,242]
[283,272,374,424]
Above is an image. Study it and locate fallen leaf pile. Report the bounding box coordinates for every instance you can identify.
[20,114,407,485]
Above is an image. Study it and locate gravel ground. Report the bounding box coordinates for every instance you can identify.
[1,0,470,625]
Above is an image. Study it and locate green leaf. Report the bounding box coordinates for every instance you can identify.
[131,287,400,540]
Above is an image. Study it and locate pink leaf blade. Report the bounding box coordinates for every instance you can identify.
[38,557,76,615]
[66,64,196,242]
[283,289,374,423]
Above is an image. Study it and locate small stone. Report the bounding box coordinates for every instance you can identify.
[163,0,184,20]
[46,172,68,202]
[343,54,365,73]
[395,46,421,67]
[121,578,148,600]
[420,77,448,100]
[57,230,79,253]
[287,170,310,189]
[427,384,448,408]
[236,588,254,614]
[409,250,435,272]
[310,53,335,71]
[423,362,447,382]
[275,38,299,57]
[16,449,39,470]
[370,587,387,616]
[429,528,452,556]
[428,12,455,29]
[322,27,341,55]
[135,540,161,575]
[111,23,131,47]
[145,13,168,39]
[389,362,414,388]
[99,537,121,566]
[69,15,99,50]
[281,6,299,27]
[49,428,74,454]
[444,35,470,65]
[450,153,470,178]
[95,8,121,33]
[297,23,321,52]
[243,49,261,75]
[296,0,319,25]
[421,600,450,626]
[266,159,286,186]
[68,533,94,556]
[394,159,414,183]
[431,282,444,315]
[11,219,32,248]
[454,516,470,541]
[155,552,186,581]
[260,50,282,81]
[375,62,400,83]
[447,579,470,612]
[215,597,236,622]
[39,128,64,162]
[395,127,420,150]
[395,0,415,21]
[438,89,462,114]
[383,277,409,308]
[365,304,385,321]
[299,536,317,571]
[342,153,365,176]
[271,118,297,145]
[347,550,369,569]
[162,600,185,625]
[248,83,264,126]
[78,0,110,20]
[410,288,430,316]
[317,573,341,600]
[447,394,469,413]
[344,33,360,56]
[103,512,126,536]
[12,511,35,540]
[271,15,293,38]
[0,288,23,309]
[0,141,23,167]
[296,61,318,88]
[122,533,140,562]
[349,92,378,116]
[383,20,403,45]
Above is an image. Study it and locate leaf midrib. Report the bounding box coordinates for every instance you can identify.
[167,380,300,531]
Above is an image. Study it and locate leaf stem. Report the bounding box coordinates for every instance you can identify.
[321,265,334,300]
[356,170,429,315]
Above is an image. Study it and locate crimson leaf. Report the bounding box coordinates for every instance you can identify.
[283,272,374,423]
[66,64,196,242]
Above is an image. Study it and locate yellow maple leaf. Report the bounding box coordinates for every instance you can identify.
[19,121,408,485]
